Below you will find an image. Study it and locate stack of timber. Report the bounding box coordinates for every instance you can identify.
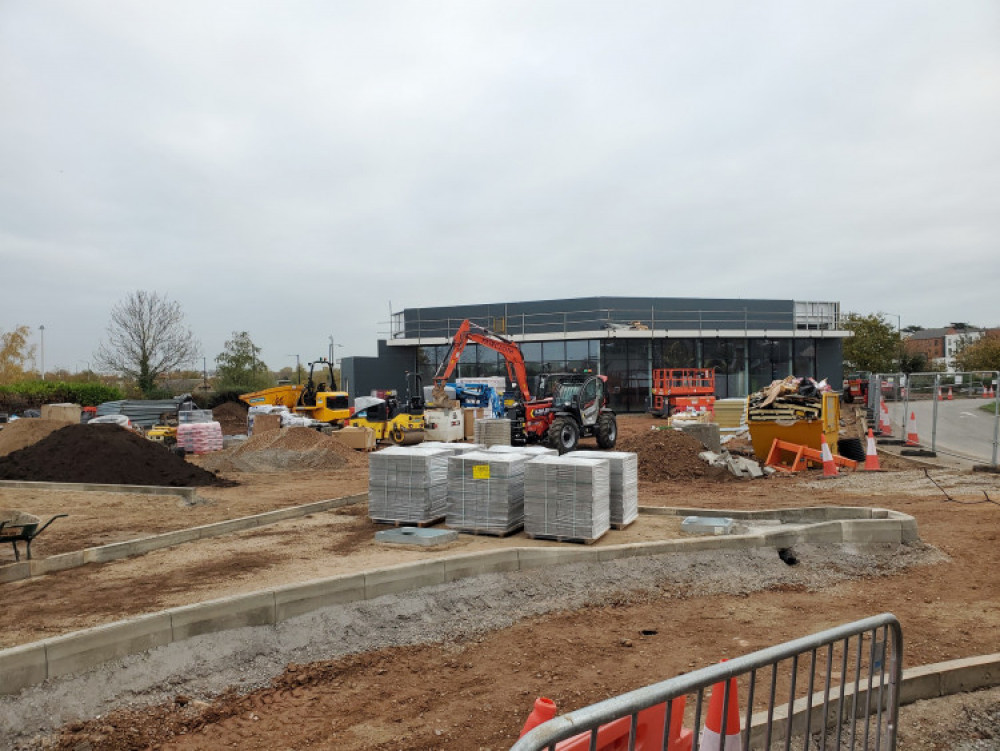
[368,446,450,525]
[712,398,748,430]
[747,376,824,422]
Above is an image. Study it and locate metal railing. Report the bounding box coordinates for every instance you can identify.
[511,613,902,751]
[389,305,843,342]
[872,371,1000,467]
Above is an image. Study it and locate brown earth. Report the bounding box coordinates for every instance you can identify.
[0,424,232,487]
[1,414,998,750]
[210,400,250,436]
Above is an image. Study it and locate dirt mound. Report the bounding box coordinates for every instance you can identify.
[0,418,77,457]
[616,427,732,482]
[212,401,249,436]
[195,427,366,473]
[0,424,234,487]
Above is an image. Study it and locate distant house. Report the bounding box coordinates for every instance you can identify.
[902,327,989,372]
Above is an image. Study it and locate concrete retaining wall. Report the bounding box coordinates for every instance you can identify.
[0,506,922,696]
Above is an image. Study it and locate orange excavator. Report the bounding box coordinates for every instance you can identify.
[433,320,617,453]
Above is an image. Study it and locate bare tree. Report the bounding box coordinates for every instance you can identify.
[95,291,200,395]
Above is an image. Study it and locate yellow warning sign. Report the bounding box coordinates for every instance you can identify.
[472,464,490,480]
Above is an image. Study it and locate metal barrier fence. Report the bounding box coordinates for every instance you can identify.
[511,613,902,751]
[872,371,1000,467]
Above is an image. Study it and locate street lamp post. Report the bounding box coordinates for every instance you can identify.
[288,354,301,384]
[39,325,45,380]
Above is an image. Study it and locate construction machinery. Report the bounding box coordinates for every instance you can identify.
[239,359,350,425]
[648,368,717,417]
[346,373,425,445]
[433,320,617,453]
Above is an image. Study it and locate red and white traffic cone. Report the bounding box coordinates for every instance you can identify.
[699,672,742,751]
[820,434,838,477]
[878,399,892,436]
[947,386,954,400]
[906,411,920,446]
[863,428,881,471]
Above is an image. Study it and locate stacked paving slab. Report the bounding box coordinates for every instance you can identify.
[474,418,512,447]
[565,450,638,528]
[446,451,526,535]
[486,445,558,458]
[368,446,450,524]
[524,455,611,542]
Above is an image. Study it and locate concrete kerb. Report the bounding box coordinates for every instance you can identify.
[0,480,197,502]
[748,653,1000,745]
[0,493,368,584]
[0,505,921,697]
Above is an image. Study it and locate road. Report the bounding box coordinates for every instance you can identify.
[884,396,999,464]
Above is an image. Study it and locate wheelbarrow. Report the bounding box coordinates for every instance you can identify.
[0,513,68,562]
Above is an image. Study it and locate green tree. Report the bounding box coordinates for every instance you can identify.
[0,325,36,384]
[842,312,900,373]
[215,332,272,392]
[954,331,1000,372]
[95,291,201,396]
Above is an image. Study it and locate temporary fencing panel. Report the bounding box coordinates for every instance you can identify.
[873,371,999,467]
[511,613,903,751]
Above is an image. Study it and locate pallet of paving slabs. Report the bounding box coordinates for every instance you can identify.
[474,418,512,447]
[446,451,526,536]
[486,445,558,457]
[368,446,450,525]
[523,455,610,543]
[565,450,638,529]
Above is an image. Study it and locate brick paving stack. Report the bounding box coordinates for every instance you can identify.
[446,451,526,536]
[523,455,610,543]
[368,446,450,525]
[565,450,638,528]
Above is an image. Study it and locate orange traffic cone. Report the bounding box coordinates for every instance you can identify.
[820,434,838,477]
[863,428,881,471]
[938,388,945,401]
[947,386,954,400]
[520,697,557,738]
[906,411,920,446]
[879,399,893,436]
[699,673,742,751]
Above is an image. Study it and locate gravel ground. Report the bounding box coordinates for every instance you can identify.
[4,540,943,749]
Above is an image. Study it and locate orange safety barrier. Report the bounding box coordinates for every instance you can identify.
[765,438,857,473]
[520,696,692,751]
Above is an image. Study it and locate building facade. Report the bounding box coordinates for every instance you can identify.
[902,327,989,372]
[341,296,850,412]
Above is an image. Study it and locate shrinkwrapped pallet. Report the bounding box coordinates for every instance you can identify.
[419,441,484,456]
[446,451,526,536]
[565,450,638,528]
[486,445,558,457]
[474,418,512,447]
[368,446,450,525]
[524,455,611,542]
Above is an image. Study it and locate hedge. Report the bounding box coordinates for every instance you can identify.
[0,381,125,412]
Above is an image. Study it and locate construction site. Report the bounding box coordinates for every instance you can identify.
[0,357,999,751]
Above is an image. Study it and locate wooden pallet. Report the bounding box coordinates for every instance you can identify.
[525,531,602,545]
[370,516,446,528]
[450,524,524,538]
[611,517,637,531]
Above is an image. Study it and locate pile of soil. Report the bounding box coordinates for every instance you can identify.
[616,427,732,482]
[0,424,233,487]
[195,427,366,473]
[0,419,73,457]
[212,401,249,436]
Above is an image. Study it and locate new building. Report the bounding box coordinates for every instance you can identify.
[341,296,850,412]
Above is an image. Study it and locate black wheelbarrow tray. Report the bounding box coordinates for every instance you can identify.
[0,513,68,562]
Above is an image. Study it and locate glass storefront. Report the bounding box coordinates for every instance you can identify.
[415,336,819,412]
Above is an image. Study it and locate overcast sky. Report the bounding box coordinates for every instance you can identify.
[2,1,998,375]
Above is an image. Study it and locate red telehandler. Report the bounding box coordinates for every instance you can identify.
[432,320,617,453]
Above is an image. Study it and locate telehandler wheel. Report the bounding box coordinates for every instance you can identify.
[548,416,580,454]
[596,413,618,449]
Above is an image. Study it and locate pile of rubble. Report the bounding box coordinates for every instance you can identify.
[747,376,829,422]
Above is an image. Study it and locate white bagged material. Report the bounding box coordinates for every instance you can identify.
[446,451,526,535]
[524,455,610,541]
[565,450,638,527]
[368,446,450,524]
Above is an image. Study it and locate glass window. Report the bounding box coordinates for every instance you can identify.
[749,339,791,392]
[521,342,542,362]
[654,339,696,368]
[542,341,566,370]
[566,340,588,361]
[794,339,816,378]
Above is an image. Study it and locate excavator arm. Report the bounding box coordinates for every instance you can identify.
[433,320,532,403]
